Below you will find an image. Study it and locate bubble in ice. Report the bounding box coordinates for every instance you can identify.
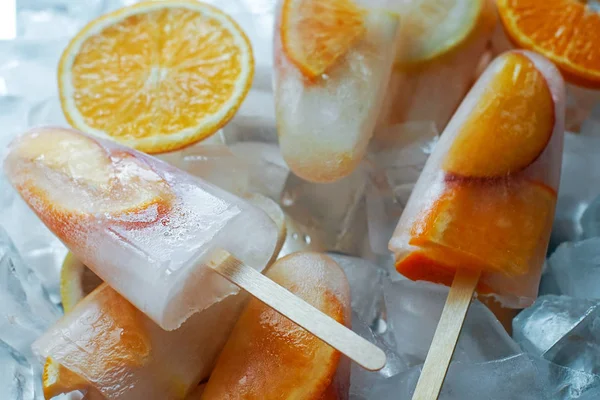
[581,194,600,239]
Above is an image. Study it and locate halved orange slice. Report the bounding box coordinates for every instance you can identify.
[280,0,366,79]
[497,0,600,88]
[59,0,254,153]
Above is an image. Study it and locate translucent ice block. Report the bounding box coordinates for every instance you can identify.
[4,127,278,330]
[389,50,566,307]
[202,252,351,399]
[274,0,399,183]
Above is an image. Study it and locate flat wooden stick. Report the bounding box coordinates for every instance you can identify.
[208,248,387,371]
[411,268,481,400]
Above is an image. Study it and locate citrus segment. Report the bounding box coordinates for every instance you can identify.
[43,358,89,399]
[407,179,557,278]
[281,0,366,79]
[497,0,600,88]
[59,0,254,153]
[443,53,554,178]
[396,0,496,67]
[202,253,349,399]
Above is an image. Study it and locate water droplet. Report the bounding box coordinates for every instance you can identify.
[291,233,299,240]
[303,234,311,244]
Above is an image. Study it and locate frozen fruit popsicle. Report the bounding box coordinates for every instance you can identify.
[202,252,351,400]
[36,284,247,399]
[389,50,566,308]
[274,0,399,183]
[376,0,497,139]
[3,127,279,330]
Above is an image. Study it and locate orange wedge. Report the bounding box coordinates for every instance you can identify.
[443,53,555,178]
[58,0,254,153]
[497,0,600,88]
[280,0,366,79]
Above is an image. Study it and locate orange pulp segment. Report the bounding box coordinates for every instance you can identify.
[443,52,555,178]
[59,0,254,153]
[404,179,557,279]
[43,358,89,399]
[497,0,600,88]
[202,254,348,399]
[281,0,366,79]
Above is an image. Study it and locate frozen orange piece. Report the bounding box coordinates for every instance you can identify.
[442,53,554,178]
[202,252,351,400]
[280,0,366,79]
[497,0,600,89]
[401,178,557,281]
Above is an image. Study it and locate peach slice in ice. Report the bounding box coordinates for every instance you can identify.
[202,252,351,400]
[442,53,555,178]
[400,178,556,284]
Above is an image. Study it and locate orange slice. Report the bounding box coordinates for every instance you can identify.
[58,0,254,153]
[7,129,172,239]
[497,0,600,88]
[443,53,555,178]
[202,253,350,399]
[405,179,557,279]
[396,0,496,68]
[280,0,366,79]
[42,358,89,399]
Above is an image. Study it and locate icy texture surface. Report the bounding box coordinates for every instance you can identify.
[552,133,600,249]
[384,280,520,367]
[513,295,598,355]
[0,340,35,400]
[581,195,600,239]
[544,238,600,300]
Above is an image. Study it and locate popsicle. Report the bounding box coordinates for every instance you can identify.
[4,127,278,331]
[202,252,351,399]
[388,50,565,398]
[376,0,497,139]
[274,0,399,183]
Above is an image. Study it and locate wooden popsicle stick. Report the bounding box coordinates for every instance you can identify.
[411,268,482,400]
[207,248,387,371]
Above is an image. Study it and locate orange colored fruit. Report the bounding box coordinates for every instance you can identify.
[58,0,254,153]
[280,0,366,79]
[395,0,497,68]
[42,358,89,399]
[497,0,600,88]
[443,52,555,178]
[6,129,172,242]
[202,253,350,399]
[405,179,557,278]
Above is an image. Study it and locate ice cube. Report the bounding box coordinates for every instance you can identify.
[229,142,289,200]
[280,167,369,256]
[543,303,600,376]
[581,195,600,239]
[0,227,61,356]
[158,144,249,195]
[365,122,437,254]
[370,354,551,400]
[278,213,326,258]
[545,238,600,300]
[533,356,600,400]
[350,313,409,400]
[552,133,600,249]
[328,254,386,326]
[383,280,520,367]
[27,97,69,127]
[222,88,277,143]
[0,340,35,400]
[513,295,598,355]
[0,96,30,150]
